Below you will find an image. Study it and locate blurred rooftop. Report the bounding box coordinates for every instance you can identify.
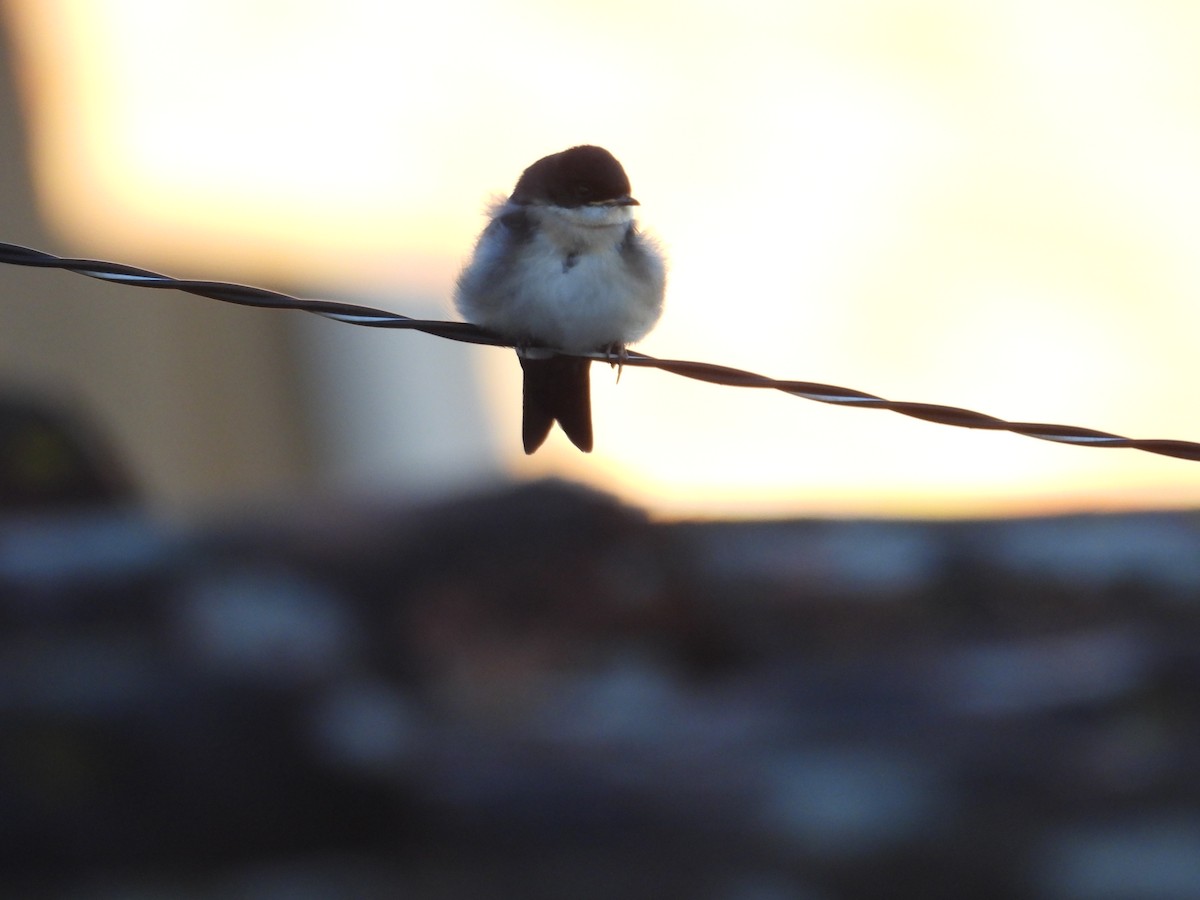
[2,479,1200,899]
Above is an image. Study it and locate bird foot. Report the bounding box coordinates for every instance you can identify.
[602,342,628,383]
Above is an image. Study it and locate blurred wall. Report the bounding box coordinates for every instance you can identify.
[0,22,315,515]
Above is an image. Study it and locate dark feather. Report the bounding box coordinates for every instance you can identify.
[519,355,593,454]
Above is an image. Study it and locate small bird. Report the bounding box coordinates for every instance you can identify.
[455,145,666,453]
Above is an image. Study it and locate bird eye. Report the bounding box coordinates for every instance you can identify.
[575,184,592,198]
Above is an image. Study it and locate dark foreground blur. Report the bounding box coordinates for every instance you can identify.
[3,471,1200,898]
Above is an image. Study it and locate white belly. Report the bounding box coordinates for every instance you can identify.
[498,235,660,350]
[456,203,666,352]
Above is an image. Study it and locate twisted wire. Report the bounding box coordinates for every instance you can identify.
[2,240,1197,462]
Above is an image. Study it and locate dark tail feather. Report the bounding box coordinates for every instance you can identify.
[519,355,593,454]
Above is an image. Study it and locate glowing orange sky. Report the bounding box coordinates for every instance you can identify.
[8,0,1200,517]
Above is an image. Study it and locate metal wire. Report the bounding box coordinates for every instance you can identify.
[3,239,1198,462]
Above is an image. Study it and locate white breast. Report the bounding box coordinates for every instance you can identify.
[455,201,666,353]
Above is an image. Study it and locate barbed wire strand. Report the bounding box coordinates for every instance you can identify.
[2,239,1198,463]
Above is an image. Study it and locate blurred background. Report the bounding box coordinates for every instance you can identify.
[3,0,1200,519]
[4,4,1200,900]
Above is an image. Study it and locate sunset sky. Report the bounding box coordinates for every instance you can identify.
[8,0,1200,517]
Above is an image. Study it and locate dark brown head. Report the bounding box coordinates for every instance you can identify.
[509,145,638,209]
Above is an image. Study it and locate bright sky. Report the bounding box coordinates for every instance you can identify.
[8,0,1200,517]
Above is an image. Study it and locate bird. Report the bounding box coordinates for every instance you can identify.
[455,145,666,454]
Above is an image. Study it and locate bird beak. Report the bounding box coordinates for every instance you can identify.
[599,196,640,207]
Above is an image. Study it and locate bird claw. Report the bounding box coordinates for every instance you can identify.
[603,342,628,383]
